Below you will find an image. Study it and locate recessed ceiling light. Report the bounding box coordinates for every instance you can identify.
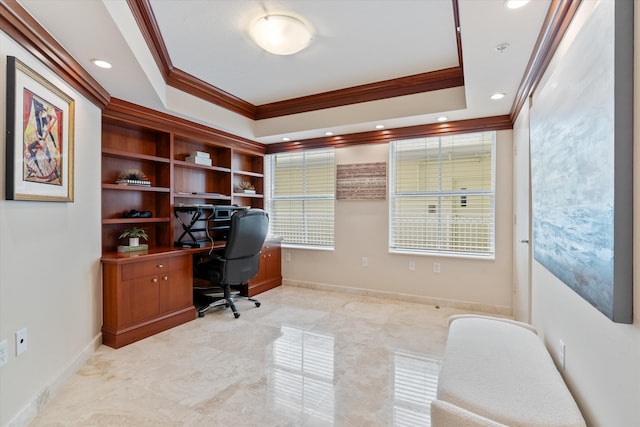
[491,92,506,100]
[375,124,385,129]
[324,131,333,136]
[92,59,112,69]
[437,116,448,122]
[504,0,529,9]
[282,137,290,142]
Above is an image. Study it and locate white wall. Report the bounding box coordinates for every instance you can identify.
[282,130,514,313]
[511,4,640,425]
[0,35,102,426]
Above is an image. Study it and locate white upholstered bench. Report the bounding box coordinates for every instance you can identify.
[431,315,586,427]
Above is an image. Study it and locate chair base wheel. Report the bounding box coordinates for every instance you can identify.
[234,312,240,318]
[255,302,261,307]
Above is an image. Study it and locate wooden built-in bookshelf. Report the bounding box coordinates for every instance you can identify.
[101,98,265,254]
[100,98,270,348]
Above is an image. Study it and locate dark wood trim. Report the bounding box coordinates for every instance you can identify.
[451,0,464,69]
[166,68,256,118]
[510,0,582,121]
[255,67,464,120]
[0,0,110,108]
[127,0,256,118]
[126,0,172,80]
[130,0,465,120]
[103,98,265,154]
[265,115,512,154]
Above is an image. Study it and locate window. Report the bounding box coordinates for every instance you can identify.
[265,148,335,249]
[389,132,495,257]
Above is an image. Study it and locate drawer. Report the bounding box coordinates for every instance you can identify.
[121,255,190,281]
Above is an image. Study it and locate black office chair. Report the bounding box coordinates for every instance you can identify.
[193,208,269,318]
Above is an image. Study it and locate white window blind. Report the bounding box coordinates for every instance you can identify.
[266,148,335,248]
[389,132,495,257]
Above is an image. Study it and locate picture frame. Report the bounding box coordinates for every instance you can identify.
[5,56,75,202]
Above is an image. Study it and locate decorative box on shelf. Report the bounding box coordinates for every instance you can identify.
[185,151,212,166]
[190,151,210,159]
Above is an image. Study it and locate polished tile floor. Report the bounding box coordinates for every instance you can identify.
[30,286,474,426]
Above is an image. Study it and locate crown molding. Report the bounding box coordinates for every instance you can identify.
[255,67,464,120]
[510,0,582,121]
[103,98,265,154]
[265,115,512,154]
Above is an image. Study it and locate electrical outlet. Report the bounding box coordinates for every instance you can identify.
[559,339,565,369]
[361,257,368,267]
[433,262,441,273]
[0,339,8,367]
[16,328,27,356]
[408,261,415,271]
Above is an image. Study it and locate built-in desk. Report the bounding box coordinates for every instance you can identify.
[101,239,281,348]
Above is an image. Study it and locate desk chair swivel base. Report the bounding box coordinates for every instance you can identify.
[194,284,260,318]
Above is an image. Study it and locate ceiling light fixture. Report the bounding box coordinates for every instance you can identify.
[92,59,112,69]
[282,137,290,142]
[375,125,385,129]
[437,116,448,122]
[324,131,333,136]
[504,0,529,9]
[491,92,506,100]
[249,15,312,56]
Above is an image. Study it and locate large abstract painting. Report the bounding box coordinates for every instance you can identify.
[530,0,633,323]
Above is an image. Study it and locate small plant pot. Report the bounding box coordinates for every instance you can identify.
[129,237,139,247]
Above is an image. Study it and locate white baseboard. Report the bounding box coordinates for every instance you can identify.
[7,333,103,427]
[282,279,512,317]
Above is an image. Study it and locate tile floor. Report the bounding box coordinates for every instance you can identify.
[30,286,475,426]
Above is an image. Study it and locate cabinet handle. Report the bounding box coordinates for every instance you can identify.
[163,276,169,281]
[157,264,164,268]
[152,278,158,283]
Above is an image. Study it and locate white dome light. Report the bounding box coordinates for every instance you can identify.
[504,0,529,9]
[249,15,312,56]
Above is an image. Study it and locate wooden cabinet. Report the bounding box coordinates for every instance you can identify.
[247,238,282,296]
[101,251,194,349]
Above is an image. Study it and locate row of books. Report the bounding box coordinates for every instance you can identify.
[116,179,151,186]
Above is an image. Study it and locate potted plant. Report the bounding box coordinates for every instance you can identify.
[119,227,149,247]
[237,180,256,194]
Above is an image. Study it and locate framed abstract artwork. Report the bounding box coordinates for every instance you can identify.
[5,56,75,202]
[530,1,633,323]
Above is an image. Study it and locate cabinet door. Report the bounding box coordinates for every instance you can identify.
[119,275,161,327]
[247,240,282,296]
[159,255,192,313]
[264,244,281,279]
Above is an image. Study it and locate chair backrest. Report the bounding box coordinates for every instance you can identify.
[222,208,269,284]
